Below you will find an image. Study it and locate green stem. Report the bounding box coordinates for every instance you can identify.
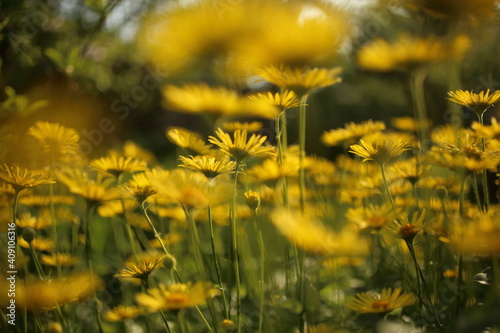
[208,205,230,319]
[48,178,62,277]
[298,94,309,212]
[276,111,289,206]
[459,176,467,217]
[479,112,490,211]
[29,245,45,280]
[472,172,483,212]
[252,211,265,333]
[380,163,396,210]
[231,162,242,333]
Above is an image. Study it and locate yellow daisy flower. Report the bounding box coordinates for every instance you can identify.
[90,155,147,179]
[322,120,386,147]
[392,116,432,133]
[271,208,369,257]
[449,214,500,256]
[14,272,103,312]
[472,117,500,139]
[248,90,302,110]
[255,65,342,96]
[115,252,167,281]
[245,157,299,183]
[104,305,143,322]
[123,172,158,204]
[347,288,415,314]
[123,140,156,164]
[179,155,236,178]
[222,121,263,133]
[387,210,425,242]
[163,83,278,118]
[166,127,214,156]
[135,281,220,312]
[349,138,410,165]
[346,203,399,232]
[40,253,81,267]
[27,121,80,158]
[0,164,55,193]
[58,169,120,204]
[208,128,275,162]
[357,34,470,72]
[390,157,428,185]
[19,236,55,251]
[447,89,500,115]
[16,213,52,229]
[97,199,138,217]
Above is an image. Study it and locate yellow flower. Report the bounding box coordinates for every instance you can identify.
[135,281,220,312]
[346,203,398,231]
[357,34,470,72]
[222,121,263,133]
[245,157,299,183]
[179,155,236,178]
[163,83,278,118]
[115,252,167,281]
[16,213,52,229]
[387,210,425,242]
[390,157,428,185]
[58,169,120,204]
[447,89,500,115]
[255,65,342,96]
[148,168,229,210]
[472,117,500,139]
[347,288,415,314]
[0,164,55,193]
[271,209,369,257]
[19,236,55,251]
[19,194,75,206]
[166,127,214,156]
[123,172,158,203]
[12,272,103,312]
[149,233,185,249]
[209,128,275,162]
[40,253,81,267]
[137,0,248,74]
[27,121,80,159]
[248,90,302,110]
[392,116,432,133]
[97,199,138,217]
[322,120,386,147]
[244,190,261,211]
[122,140,156,164]
[349,138,410,165]
[104,305,143,322]
[90,155,147,179]
[232,1,350,71]
[449,214,500,255]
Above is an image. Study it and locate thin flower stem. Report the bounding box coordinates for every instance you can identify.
[380,163,396,210]
[208,204,230,319]
[231,162,242,333]
[185,208,207,279]
[472,172,483,212]
[117,175,140,262]
[459,176,467,216]
[298,94,309,212]
[479,112,490,211]
[29,245,46,280]
[252,211,265,333]
[276,111,289,206]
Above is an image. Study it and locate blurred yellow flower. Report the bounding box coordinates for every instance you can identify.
[40,253,81,267]
[19,236,55,251]
[448,89,500,115]
[97,199,138,217]
[449,214,500,255]
[392,116,432,132]
[123,172,158,203]
[27,121,80,159]
[233,1,350,71]
[222,121,263,133]
[248,90,302,110]
[104,305,143,322]
[58,169,120,204]
[255,65,342,96]
[163,83,278,119]
[12,272,103,312]
[123,140,156,165]
[271,208,369,257]
[245,157,299,183]
[209,128,275,162]
[16,213,52,229]
[322,120,386,147]
[472,117,500,139]
[136,281,220,312]
[346,203,398,231]
[357,34,470,72]
[166,127,214,156]
[90,155,147,179]
[347,288,415,314]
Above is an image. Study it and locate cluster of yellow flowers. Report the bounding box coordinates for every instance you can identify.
[2,0,500,332]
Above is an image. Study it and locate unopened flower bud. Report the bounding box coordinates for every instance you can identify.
[22,227,36,244]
